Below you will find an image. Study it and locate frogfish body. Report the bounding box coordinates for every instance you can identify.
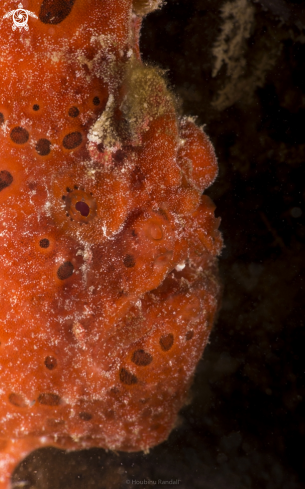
[0,0,222,486]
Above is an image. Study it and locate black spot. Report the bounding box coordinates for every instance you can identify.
[39,238,50,249]
[74,185,78,190]
[185,330,194,341]
[57,261,74,280]
[36,138,51,156]
[79,412,92,421]
[33,104,40,111]
[159,333,174,352]
[68,106,79,118]
[113,149,125,166]
[0,113,4,125]
[39,0,76,24]
[97,142,104,153]
[63,131,82,149]
[93,96,100,106]
[10,127,29,144]
[44,356,57,370]
[132,349,153,366]
[75,201,90,217]
[120,368,138,385]
[62,195,66,200]
[9,393,27,408]
[37,393,61,406]
[123,254,135,268]
[66,187,71,192]
[0,171,13,192]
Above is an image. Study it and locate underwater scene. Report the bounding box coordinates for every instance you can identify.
[0,0,303,488]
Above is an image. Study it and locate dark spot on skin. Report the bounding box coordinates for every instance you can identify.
[36,138,51,156]
[0,171,13,192]
[57,261,74,280]
[159,333,174,352]
[120,368,138,385]
[79,412,92,421]
[39,238,50,249]
[44,356,57,370]
[37,393,61,406]
[63,131,82,150]
[0,113,4,125]
[39,0,76,24]
[93,96,100,106]
[68,106,79,118]
[27,181,37,190]
[185,330,194,341]
[9,393,27,408]
[131,229,137,237]
[66,187,71,192]
[33,104,40,111]
[97,143,104,153]
[75,201,90,217]
[66,190,96,224]
[132,349,153,366]
[113,149,125,166]
[10,127,29,144]
[74,185,78,190]
[123,254,135,268]
[62,195,66,200]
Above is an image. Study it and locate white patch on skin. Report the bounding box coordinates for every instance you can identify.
[175,262,186,271]
[88,94,120,150]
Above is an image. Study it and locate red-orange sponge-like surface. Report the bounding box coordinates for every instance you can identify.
[0,0,222,486]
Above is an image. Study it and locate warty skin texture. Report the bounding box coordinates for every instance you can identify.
[0,0,222,486]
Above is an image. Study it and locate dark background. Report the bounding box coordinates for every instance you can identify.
[13,0,305,487]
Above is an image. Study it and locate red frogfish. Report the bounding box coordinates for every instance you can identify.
[0,0,222,486]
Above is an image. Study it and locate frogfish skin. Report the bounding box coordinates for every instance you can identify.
[0,0,222,486]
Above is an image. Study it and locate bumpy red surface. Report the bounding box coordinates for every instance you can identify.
[0,0,222,485]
